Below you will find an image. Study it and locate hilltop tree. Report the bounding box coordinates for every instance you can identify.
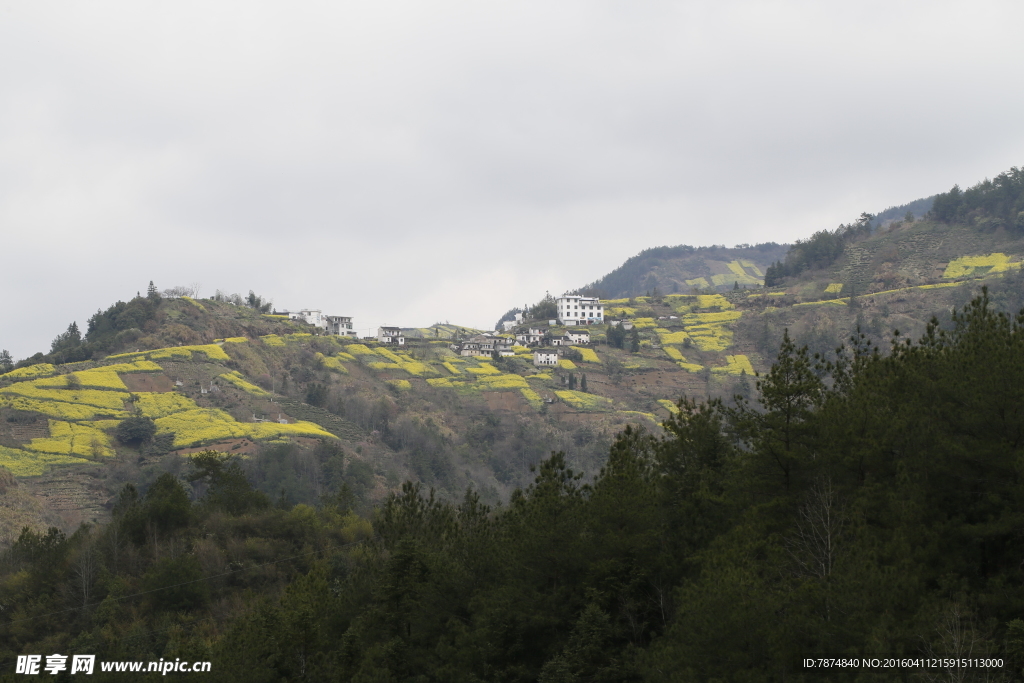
[147,280,160,301]
[0,349,12,372]
[530,292,557,321]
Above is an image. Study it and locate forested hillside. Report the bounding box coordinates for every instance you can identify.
[3,292,1024,681]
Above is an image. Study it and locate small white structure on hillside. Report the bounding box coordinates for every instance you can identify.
[565,329,591,344]
[378,326,405,345]
[556,296,604,326]
[533,349,559,366]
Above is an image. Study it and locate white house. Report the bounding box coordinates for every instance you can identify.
[556,296,604,326]
[565,329,591,344]
[515,328,544,346]
[326,315,358,336]
[533,349,559,367]
[455,334,515,357]
[283,309,324,328]
[378,326,405,345]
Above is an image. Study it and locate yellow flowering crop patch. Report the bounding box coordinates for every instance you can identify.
[261,335,286,347]
[684,310,742,325]
[557,359,577,370]
[155,408,333,448]
[727,260,747,277]
[375,347,402,363]
[685,277,711,289]
[367,362,401,371]
[631,318,658,329]
[601,298,631,305]
[135,392,200,418]
[467,363,501,375]
[149,347,193,360]
[285,333,312,340]
[478,374,529,389]
[658,399,680,414]
[0,396,119,420]
[387,379,411,391]
[511,345,530,353]
[222,337,248,343]
[0,384,128,410]
[825,283,844,293]
[711,355,755,376]
[181,296,207,312]
[520,387,543,409]
[34,370,127,391]
[658,329,690,345]
[347,344,374,355]
[696,294,734,310]
[677,362,704,373]
[572,347,600,363]
[943,253,1021,279]
[739,259,763,276]
[555,390,611,411]
[26,420,115,458]
[606,307,637,317]
[315,353,349,375]
[664,347,685,361]
[336,351,356,361]
[101,360,163,373]
[684,326,733,352]
[220,371,271,394]
[793,300,847,308]
[442,362,461,375]
[427,377,460,388]
[0,445,90,477]
[399,361,433,376]
[148,342,233,360]
[3,364,57,380]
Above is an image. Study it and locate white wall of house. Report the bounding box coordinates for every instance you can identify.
[556,296,604,326]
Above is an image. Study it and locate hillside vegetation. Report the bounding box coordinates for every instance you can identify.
[3,291,1024,680]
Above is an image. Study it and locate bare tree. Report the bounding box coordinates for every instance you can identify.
[787,476,846,621]
[72,538,98,608]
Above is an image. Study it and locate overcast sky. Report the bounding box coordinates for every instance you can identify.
[2,1,1024,359]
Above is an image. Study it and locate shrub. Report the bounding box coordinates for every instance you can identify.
[117,415,157,445]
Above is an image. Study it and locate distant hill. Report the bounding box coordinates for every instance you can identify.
[573,243,790,298]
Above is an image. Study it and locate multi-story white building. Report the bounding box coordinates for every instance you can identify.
[556,296,604,326]
[533,349,559,366]
[326,316,357,336]
[515,327,545,346]
[285,309,324,327]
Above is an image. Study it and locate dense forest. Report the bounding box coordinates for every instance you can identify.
[3,290,1024,680]
[930,167,1024,231]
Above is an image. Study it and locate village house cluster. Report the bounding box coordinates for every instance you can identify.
[277,309,359,337]
[282,291,603,367]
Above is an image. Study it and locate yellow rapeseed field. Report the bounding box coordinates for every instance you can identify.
[658,399,680,414]
[467,363,501,375]
[0,445,90,476]
[711,355,755,375]
[555,390,610,411]
[943,253,1022,279]
[520,387,543,409]
[572,347,600,363]
[26,420,115,458]
[2,364,57,380]
[220,371,271,394]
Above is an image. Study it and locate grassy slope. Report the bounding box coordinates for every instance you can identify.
[3,218,1023,545]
